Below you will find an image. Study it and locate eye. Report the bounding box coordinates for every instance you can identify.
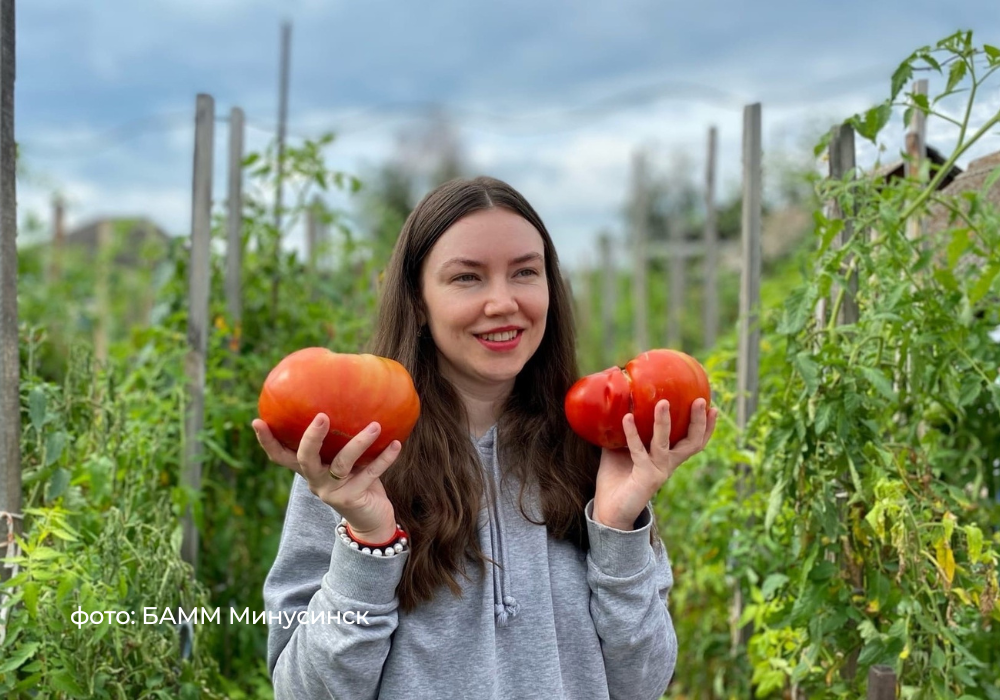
[515,268,540,278]
[452,273,479,283]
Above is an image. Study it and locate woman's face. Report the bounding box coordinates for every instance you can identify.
[420,207,549,397]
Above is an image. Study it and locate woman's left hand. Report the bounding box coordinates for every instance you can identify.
[593,398,718,530]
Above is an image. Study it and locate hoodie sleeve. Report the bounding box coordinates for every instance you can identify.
[263,474,409,700]
[584,500,677,700]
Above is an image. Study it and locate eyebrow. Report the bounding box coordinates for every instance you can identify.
[441,252,544,270]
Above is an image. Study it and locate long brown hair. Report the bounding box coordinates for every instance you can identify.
[367,176,601,611]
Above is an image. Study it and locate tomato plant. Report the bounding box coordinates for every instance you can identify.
[565,348,711,449]
[258,347,420,466]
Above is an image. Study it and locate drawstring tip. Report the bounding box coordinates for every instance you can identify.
[494,597,520,627]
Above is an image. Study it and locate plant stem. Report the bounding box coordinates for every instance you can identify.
[900,110,1000,222]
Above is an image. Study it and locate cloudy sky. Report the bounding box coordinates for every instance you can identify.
[15,0,1000,269]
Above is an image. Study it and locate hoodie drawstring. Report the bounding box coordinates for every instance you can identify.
[478,426,520,628]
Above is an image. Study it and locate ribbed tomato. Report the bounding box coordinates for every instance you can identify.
[258,348,420,466]
[565,349,710,449]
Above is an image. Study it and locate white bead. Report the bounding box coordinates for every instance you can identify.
[337,526,346,535]
[399,537,408,546]
[393,543,404,553]
[361,547,371,555]
[384,548,395,557]
[349,541,359,550]
[373,548,383,557]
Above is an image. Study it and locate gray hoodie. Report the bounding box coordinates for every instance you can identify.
[263,424,678,699]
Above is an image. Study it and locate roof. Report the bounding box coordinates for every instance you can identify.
[58,217,172,267]
[874,144,963,190]
[924,149,1000,275]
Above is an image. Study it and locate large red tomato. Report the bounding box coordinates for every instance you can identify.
[258,348,420,466]
[565,349,710,450]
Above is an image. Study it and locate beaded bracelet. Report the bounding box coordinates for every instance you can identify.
[337,518,409,558]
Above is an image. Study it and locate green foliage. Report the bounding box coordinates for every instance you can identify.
[1,333,226,698]
[5,132,381,697]
[656,31,1000,698]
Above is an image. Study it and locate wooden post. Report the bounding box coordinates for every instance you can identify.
[631,151,650,354]
[905,79,928,244]
[183,94,214,573]
[667,215,685,349]
[226,106,244,350]
[94,219,111,365]
[867,665,897,700]
[48,194,65,282]
[598,231,617,366]
[271,21,291,321]
[703,126,718,350]
[0,0,21,583]
[733,103,762,650]
[737,103,763,435]
[829,124,859,326]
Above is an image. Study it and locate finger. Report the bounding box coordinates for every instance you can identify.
[253,419,301,471]
[328,421,383,481]
[296,413,332,476]
[701,408,719,449]
[649,400,672,459]
[621,413,652,470]
[669,399,709,461]
[345,439,402,493]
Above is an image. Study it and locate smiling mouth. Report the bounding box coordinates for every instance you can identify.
[475,330,522,342]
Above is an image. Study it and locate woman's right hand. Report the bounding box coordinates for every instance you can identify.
[252,413,402,544]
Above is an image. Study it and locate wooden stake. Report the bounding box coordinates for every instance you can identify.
[703,126,719,350]
[0,0,20,579]
[598,231,617,366]
[183,94,215,573]
[631,151,650,354]
[226,106,244,351]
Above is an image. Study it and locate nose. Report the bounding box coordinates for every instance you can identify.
[484,281,519,316]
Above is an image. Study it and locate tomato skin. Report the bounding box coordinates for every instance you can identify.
[258,348,420,466]
[564,366,632,449]
[626,350,711,447]
[565,349,711,450]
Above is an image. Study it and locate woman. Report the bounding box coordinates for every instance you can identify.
[256,176,717,700]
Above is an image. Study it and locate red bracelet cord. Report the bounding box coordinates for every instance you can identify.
[345,523,407,548]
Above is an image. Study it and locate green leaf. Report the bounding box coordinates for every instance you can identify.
[46,467,71,502]
[794,352,821,394]
[765,477,786,533]
[890,61,914,101]
[982,165,1000,196]
[777,286,817,335]
[964,525,983,563]
[852,101,893,143]
[28,387,47,434]
[808,560,839,582]
[985,44,1000,65]
[970,263,1000,303]
[22,580,39,618]
[947,228,972,269]
[50,668,88,698]
[814,402,835,436]
[957,373,982,406]
[0,642,40,674]
[44,431,66,467]
[860,367,897,402]
[946,59,968,94]
[761,573,789,600]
